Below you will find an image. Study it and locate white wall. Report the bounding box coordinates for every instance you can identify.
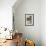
[0,0,16,30]
[41,0,46,46]
[13,0,41,46]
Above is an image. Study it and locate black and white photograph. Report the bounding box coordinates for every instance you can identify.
[25,14,34,26]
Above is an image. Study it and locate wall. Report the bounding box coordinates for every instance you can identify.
[13,0,41,46]
[41,0,46,46]
[0,0,16,30]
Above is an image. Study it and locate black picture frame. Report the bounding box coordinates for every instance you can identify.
[25,14,34,26]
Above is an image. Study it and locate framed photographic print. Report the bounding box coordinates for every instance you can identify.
[25,14,34,26]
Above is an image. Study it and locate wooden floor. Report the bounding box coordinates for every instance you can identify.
[0,39,16,46]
